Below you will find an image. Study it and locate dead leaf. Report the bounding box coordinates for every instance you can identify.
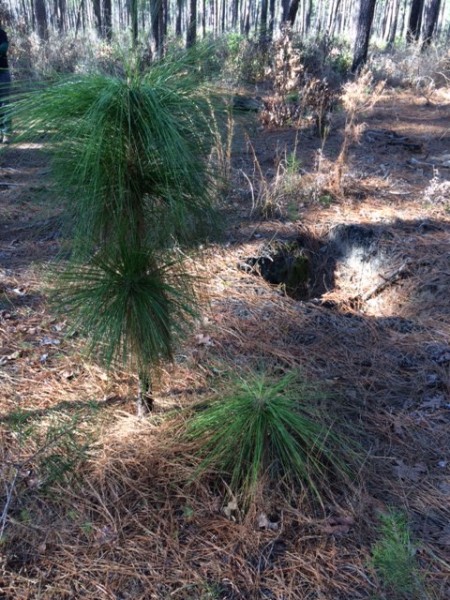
[61,370,74,380]
[321,515,354,535]
[39,336,60,346]
[94,525,117,545]
[0,350,21,365]
[195,334,214,347]
[223,499,238,520]
[257,512,279,531]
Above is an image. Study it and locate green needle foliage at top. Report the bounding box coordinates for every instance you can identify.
[186,371,353,504]
[11,58,220,255]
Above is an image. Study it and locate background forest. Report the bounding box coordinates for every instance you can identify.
[0,0,450,71]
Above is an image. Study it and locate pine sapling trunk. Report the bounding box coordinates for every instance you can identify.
[137,371,154,416]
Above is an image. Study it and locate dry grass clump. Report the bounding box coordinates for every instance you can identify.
[369,43,450,93]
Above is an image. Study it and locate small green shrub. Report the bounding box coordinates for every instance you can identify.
[185,371,353,504]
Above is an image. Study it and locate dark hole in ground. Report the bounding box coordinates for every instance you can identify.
[240,224,393,303]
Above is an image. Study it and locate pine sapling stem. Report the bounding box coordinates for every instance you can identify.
[137,371,154,416]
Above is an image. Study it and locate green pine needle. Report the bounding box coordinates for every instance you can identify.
[10,58,221,254]
[185,371,353,503]
[54,248,196,373]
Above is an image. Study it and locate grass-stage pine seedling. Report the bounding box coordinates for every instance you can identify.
[185,371,353,505]
[371,510,426,599]
[10,57,222,414]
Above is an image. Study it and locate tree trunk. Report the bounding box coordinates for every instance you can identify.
[186,0,197,48]
[176,0,183,36]
[131,0,138,47]
[407,0,425,42]
[327,0,342,37]
[268,0,275,39]
[387,0,400,46]
[281,0,290,23]
[34,0,49,40]
[58,0,67,32]
[93,0,102,36]
[399,0,408,37]
[103,0,112,40]
[260,0,268,43]
[202,0,206,37]
[421,0,441,47]
[151,0,164,57]
[288,0,300,26]
[351,0,377,73]
[232,0,239,29]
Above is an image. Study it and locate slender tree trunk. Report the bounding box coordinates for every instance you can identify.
[351,0,377,73]
[288,0,300,26]
[58,0,67,32]
[243,0,251,35]
[407,0,425,42]
[387,0,400,46]
[232,0,239,29]
[202,0,206,37]
[281,0,290,23]
[305,0,313,34]
[93,0,102,36]
[260,0,268,43]
[34,0,49,39]
[131,0,138,47]
[327,0,342,37]
[399,0,408,37]
[268,0,275,39]
[186,0,197,47]
[176,0,183,36]
[421,0,441,47]
[151,0,164,57]
[103,0,112,39]
[436,0,446,36]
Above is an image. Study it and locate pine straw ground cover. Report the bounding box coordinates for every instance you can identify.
[1,89,450,599]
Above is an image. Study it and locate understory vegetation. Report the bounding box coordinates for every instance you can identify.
[0,25,449,600]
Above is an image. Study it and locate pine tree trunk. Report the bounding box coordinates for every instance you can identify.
[288,0,300,26]
[422,0,441,47]
[351,0,376,73]
[260,0,268,43]
[327,0,342,37]
[407,0,425,42]
[187,0,197,47]
[387,0,400,47]
[93,0,102,36]
[176,0,183,36]
[103,0,111,39]
[34,0,49,40]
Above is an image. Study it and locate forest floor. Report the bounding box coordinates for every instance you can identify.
[0,86,449,599]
